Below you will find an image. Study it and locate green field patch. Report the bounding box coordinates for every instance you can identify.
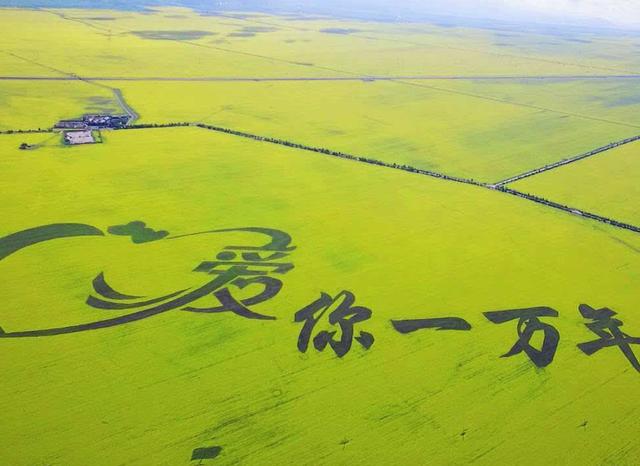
[85,16,117,21]
[131,29,215,40]
[227,26,279,38]
[320,28,361,35]
[85,95,121,114]
[227,31,257,38]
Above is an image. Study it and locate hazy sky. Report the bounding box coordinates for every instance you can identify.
[318,0,640,30]
[1,0,638,30]
[458,0,640,28]
[288,0,640,30]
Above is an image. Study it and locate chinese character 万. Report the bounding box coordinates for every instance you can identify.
[484,306,560,368]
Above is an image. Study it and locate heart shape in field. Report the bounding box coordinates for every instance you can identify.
[108,221,169,244]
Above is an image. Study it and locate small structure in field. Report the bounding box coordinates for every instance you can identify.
[64,130,96,145]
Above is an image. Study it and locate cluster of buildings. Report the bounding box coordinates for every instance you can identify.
[54,114,130,146]
[55,114,130,131]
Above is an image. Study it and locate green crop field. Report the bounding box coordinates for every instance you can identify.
[1,4,640,466]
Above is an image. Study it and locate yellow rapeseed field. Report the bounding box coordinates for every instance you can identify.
[2,127,640,464]
[1,6,640,466]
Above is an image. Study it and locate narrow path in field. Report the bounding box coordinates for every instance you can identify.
[190,122,640,235]
[492,135,640,187]
[3,75,640,82]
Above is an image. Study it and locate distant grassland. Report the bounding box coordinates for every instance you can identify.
[512,140,640,225]
[0,8,335,78]
[1,127,639,465]
[3,7,640,78]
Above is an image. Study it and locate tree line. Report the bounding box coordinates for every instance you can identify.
[0,128,52,134]
[497,186,640,233]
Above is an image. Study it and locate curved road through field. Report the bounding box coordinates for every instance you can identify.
[112,88,139,125]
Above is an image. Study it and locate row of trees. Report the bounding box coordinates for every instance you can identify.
[116,122,192,130]
[2,122,192,134]
[497,186,640,233]
[0,128,51,134]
